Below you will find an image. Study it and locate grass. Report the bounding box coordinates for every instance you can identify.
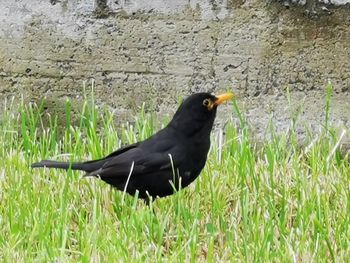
[0,84,350,262]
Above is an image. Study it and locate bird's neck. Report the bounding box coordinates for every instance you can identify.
[168,117,214,141]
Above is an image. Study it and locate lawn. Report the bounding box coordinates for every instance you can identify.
[0,85,349,262]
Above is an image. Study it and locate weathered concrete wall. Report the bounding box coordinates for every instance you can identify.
[0,0,349,144]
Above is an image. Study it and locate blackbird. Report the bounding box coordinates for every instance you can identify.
[31,92,233,201]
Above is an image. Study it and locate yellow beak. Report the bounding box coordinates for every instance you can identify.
[214,92,234,106]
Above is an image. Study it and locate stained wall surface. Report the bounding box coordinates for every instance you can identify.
[0,0,349,142]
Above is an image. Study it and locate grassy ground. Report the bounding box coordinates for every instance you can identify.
[0,86,349,262]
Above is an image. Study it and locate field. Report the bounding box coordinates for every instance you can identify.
[0,86,349,262]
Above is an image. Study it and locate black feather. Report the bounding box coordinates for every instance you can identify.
[31,92,232,200]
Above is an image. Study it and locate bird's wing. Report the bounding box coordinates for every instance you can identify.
[103,142,140,159]
[88,142,185,178]
[78,143,140,173]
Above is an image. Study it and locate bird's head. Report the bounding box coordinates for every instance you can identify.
[169,92,234,137]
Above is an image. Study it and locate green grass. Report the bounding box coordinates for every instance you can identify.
[1,85,350,262]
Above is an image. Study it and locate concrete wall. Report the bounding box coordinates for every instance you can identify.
[0,0,349,144]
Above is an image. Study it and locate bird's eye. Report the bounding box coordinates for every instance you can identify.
[202,99,211,107]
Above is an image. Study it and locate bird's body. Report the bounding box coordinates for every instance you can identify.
[32,92,233,201]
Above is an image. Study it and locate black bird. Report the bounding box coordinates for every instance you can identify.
[31,92,233,201]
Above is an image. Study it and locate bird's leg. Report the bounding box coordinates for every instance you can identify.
[143,195,154,207]
[143,197,150,207]
[143,196,157,215]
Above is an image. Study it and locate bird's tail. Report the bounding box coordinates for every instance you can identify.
[31,159,104,173]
